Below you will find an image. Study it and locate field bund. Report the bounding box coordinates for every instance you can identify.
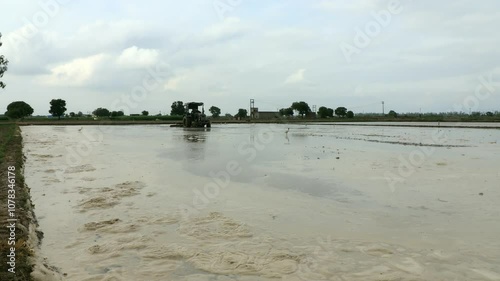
[22,124,500,281]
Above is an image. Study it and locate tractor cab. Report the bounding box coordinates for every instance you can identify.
[183,102,211,128]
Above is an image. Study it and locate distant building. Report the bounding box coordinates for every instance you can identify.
[250,107,259,119]
[250,108,280,119]
[258,111,280,119]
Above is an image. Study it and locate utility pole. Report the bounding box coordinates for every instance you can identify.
[250,99,255,119]
[382,101,385,115]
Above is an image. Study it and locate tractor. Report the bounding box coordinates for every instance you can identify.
[182,102,211,128]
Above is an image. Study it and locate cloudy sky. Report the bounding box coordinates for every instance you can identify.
[1,0,499,116]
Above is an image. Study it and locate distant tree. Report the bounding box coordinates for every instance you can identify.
[388,110,398,118]
[0,33,8,89]
[69,112,76,117]
[5,101,33,119]
[77,111,83,117]
[93,107,110,117]
[346,110,354,118]
[170,101,185,116]
[209,106,221,118]
[235,108,248,119]
[49,99,67,119]
[327,108,334,117]
[318,106,334,118]
[224,113,233,118]
[142,110,149,116]
[334,107,347,117]
[291,101,311,117]
[110,110,124,117]
[486,111,494,117]
[279,107,294,117]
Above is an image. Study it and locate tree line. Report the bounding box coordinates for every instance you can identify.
[4,98,500,121]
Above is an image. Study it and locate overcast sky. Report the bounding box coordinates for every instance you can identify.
[1,0,499,115]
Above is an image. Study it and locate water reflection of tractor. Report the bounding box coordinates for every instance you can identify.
[183,102,211,128]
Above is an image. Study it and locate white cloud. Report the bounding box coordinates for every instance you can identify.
[117,46,159,68]
[42,54,109,87]
[164,75,187,91]
[317,0,382,12]
[201,17,248,43]
[284,69,306,84]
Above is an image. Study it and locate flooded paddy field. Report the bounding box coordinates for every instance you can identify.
[21,124,500,281]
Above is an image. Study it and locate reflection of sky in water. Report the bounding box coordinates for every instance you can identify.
[155,124,500,201]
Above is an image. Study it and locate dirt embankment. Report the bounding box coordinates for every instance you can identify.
[0,124,41,281]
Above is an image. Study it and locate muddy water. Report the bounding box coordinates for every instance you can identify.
[22,124,500,281]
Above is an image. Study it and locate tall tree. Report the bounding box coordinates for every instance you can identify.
[236,108,248,118]
[209,106,221,118]
[142,110,149,116]
[0,33,8,89]
[49,99,67,119]
[170,101,185,115]
[5,101,33,119]
[93,108,110,117]
[334,107,347,117]
[318,106,334,118]
[291,101,311,117]
[279,107,294,117]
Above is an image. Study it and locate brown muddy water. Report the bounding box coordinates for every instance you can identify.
[22,124,500,281]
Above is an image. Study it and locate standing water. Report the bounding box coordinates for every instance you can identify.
[22,124,500,281]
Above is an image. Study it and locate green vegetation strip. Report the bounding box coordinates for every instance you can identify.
[0,124,36,281]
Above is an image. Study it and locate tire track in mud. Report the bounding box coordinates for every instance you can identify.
[76,181,146,212]
[122,210,499,281]
[70,193,500,281]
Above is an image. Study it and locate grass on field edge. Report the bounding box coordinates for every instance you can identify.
[0,124,40,281]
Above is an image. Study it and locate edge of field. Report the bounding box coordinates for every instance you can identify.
[0,124,44,281]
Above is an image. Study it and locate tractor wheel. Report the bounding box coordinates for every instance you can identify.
[183,117,192,127]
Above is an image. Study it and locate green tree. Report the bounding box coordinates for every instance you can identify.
[235,108,248,119]
[49,99,67,119]
[291,101,311,117]
[486,111,494,117]
[0,33,8,89]
[279,107,294,117]
[5,101,33,119]
[69,112,76,117]
[388,110,398,118]
[142,110,149,116]
[170,101,185,116]
[346,110,354,118]
[93,107,110,117]
[318,106,334,118]
[225,113,233,118]
[334,107,347,117]
[209,106,221,118]
[77,111,83,117]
